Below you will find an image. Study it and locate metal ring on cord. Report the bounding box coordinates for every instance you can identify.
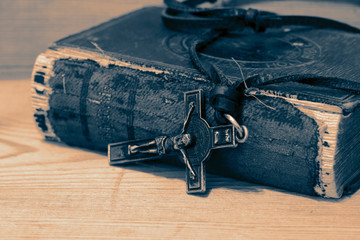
[224,114,248,143]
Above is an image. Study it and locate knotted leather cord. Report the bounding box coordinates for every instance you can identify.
[163,0,360,84]
[162,0,360,107]
[163,0,360,33]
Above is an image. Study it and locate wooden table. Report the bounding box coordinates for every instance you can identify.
[1,1,360,239]
[1,81,360,239]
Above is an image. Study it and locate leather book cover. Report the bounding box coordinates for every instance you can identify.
[31,7,360,198]
[55,7,360,84]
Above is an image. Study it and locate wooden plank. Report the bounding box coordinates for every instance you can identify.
[1,79,360,239]
[0,0,163,80]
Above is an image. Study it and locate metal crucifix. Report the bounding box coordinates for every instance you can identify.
[108,89,239,194]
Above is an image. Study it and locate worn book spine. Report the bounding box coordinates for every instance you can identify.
[31,45,360,198]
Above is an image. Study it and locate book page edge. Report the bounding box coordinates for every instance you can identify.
[253,91,342,198]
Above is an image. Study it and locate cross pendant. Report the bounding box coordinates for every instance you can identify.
[108,89,238,194]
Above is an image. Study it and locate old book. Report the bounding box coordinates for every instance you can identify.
[31,6,360,198]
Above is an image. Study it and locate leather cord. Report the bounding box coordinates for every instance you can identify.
[163,0,360,87]
[162,0,360,123]
[163,0,360,33]
[261,75,360,95]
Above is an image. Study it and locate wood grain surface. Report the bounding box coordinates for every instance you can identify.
[0,0,163,80]
[1,80,360,239]
[1,1,360,239]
